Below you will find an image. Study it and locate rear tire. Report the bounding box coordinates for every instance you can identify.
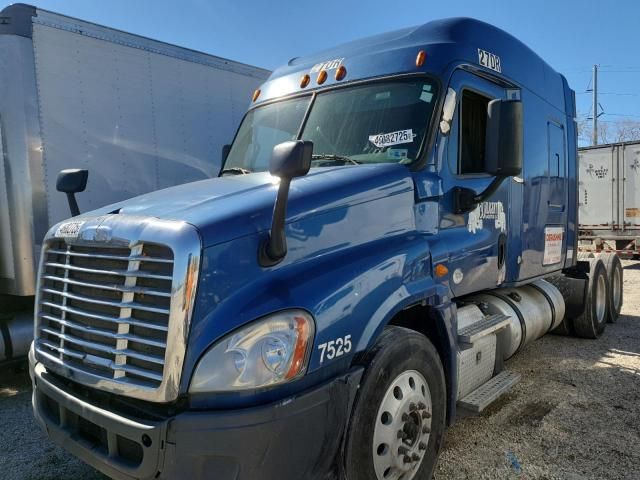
[345,327,446,480]
[573,258,608,338]
[597,252,623,323]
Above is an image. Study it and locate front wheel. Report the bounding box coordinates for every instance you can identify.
[344,327,446,480]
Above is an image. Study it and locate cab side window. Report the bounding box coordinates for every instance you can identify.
[459,90,490,174]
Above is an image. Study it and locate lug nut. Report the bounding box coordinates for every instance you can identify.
[398,446,409,454]
[422,426,431,434]
[409,402,417,411]
[403,455,412,464]
[418,402,426,410]
[419,441,427,450]
[412,453,420,461]
[421,411,431,419]
[402,413,409,422]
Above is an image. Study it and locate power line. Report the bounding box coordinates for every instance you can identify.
[601,113,640,119]
[577,92,640,97]
[598,70,640,73]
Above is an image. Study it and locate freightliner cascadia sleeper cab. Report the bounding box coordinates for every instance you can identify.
[30,17,622,480]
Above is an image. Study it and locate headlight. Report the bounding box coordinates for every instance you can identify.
[189,310,315,393]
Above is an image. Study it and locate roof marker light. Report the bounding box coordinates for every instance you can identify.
[316,70,328,85]
[416,50,426,67]
[335,65,347,81]
[300,74,310,88]
[252,89,261,102]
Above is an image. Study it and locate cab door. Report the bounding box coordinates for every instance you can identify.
[436,69,515,297]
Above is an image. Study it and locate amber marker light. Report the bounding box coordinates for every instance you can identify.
[285,315,313,380]
[252,89,261,102]
[335,65,347,81]
[300,74,310,88]
[416,50,427,67]
[434,263,449,278]
[316,69,328,85]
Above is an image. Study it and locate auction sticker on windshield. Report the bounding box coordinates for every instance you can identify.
[369,129,415,148]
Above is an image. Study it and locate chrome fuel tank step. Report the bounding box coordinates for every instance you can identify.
[457,370,521,413]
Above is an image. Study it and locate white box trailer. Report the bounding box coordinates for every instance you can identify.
[0,3,269,362]
[578,140,640,257]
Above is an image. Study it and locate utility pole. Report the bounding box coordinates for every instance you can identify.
[592,64,598,145]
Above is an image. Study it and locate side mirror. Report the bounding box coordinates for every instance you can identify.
[260,140,313,266]
[454,99,523,214]
[221,144,231,163]
[485,99,523,177]
[56,169,88,217]
[269,140,313,178]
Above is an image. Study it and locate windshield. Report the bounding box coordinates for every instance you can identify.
[224,77,439,173]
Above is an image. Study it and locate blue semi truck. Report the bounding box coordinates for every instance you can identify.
[29,17,623,480]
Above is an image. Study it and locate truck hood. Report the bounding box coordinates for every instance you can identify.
[86,164,415,248]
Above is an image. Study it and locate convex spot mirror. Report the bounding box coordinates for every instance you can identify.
[56,168,88,217]
[269,140,313,179]
[485,98,523,177]
[56,168,88,194]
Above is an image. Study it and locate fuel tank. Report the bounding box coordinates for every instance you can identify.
[464,279,565,360]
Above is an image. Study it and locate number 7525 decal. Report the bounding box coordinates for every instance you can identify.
[318,335,352,363]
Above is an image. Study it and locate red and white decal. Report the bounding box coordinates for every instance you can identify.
[543,227,564,265]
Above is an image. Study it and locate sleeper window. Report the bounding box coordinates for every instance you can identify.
[459,90,490,174]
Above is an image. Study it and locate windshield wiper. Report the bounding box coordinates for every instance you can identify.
[220,167,252,176]
[311,154,360,166]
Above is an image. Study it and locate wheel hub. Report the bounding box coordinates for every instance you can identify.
[372,370,432,480]
[595,273,606,323]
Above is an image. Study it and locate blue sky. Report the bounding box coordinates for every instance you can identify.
[22,0,640,139]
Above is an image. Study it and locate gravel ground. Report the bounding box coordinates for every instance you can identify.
[1,262,639,480]
[435,260,640,480]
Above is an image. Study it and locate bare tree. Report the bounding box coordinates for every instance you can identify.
[576,115,591,145]
[612,119,640,143]
[577,115,640,146]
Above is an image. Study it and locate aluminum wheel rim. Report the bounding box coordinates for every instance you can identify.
[595,273,606,323]
[372,370,432,480]
[612,268,622,312]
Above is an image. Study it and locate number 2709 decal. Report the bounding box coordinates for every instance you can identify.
[477,48,502,73]
[318,335,352,363]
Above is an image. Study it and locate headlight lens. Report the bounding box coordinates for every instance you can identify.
[189,310,315,393]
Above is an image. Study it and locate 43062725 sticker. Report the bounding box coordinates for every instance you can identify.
[369,129,415,148]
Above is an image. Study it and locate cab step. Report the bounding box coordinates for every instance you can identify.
[457,370,521,413]
[457,314,511,349]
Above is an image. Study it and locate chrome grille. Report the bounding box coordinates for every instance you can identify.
[37,240,174,388]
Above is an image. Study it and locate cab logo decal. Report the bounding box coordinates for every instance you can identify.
[478,48,502,73]
[55,220,84,238]
[310,58,344,73]
[468,201,506,234]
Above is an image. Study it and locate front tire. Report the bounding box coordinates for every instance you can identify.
[344,327,446,480]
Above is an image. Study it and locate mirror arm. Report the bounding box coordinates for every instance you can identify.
[260,178,292,266]
[454,175,507,214]
[66,192,81,217]
[473,175,505,203]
